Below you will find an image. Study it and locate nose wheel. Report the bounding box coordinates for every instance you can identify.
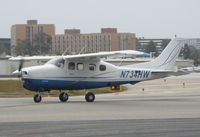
[34,94,42,103]
[85,92,95,102]
[59,92,69,102]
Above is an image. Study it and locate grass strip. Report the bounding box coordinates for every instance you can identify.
[0,80,122,96]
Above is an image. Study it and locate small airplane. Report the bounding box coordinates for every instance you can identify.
[10,38,186,103]
[179,66,200,73]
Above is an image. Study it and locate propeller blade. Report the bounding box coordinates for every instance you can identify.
[18,59,24,72]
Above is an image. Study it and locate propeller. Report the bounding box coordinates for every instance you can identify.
[12,57,24,78]
[17,58,24,82]
[16,58,24,84]
[18,59,24,72]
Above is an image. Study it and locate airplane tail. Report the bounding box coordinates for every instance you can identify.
[126,38,186,71]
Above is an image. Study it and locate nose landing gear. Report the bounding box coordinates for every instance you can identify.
[34,94,42,103]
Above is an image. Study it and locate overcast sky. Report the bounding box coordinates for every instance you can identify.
[0,0,199,38]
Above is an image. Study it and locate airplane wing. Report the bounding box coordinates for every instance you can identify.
[9,50,149,61]
[9,56,58,61]
[63,50,149,61]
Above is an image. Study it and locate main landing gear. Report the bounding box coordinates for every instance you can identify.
[33,91,95,103]
[85,92,95,102]
[59,92,69,102]
[58,92,95,102]
[59,91,95,102]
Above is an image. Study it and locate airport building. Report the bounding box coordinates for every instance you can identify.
[0,38,10,55]
[136,38,171,57]
[186,38,200,50]
[52,28,136,54]
[11,20,55,55]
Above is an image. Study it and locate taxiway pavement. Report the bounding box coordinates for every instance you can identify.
[0,73,200,137]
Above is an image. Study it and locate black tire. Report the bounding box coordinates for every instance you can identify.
[34,94,42,103]
[59,92,68,102]
[85,92,95,102]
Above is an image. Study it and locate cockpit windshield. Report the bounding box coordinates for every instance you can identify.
[46,57,65,68]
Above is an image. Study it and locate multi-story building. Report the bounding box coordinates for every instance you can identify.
[52,28,136,54]
[186,38,200,50]
[136,38,171,57]
[11,20,55,55]
[0,38,10,55]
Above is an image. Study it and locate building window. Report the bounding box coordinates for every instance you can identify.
[89,64,96,71]
[68,62,75,70]
[118,36,121,50]
[71,38,73,52]
[99,65,106,71]
[100,36,102,51]
[38,26,43,33]
[77,63,84,71]
[79,39,81,49]
[104,35,106,51]
[91,38,94,51]
[67,40,69,48]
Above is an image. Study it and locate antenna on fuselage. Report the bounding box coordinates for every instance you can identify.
[62,47,70,56]
[79,44,89,54]
[118,55,125,66]
[79,46,86,54]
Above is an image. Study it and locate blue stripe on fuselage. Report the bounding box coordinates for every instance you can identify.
[22,78,139,92]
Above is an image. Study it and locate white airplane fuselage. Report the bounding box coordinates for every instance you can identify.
[21,60,154,92]
[11,38,186,102]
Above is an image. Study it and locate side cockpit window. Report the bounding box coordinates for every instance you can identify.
[89,64,96,71]
[56,59,65,68]
[68,62,75,70]
[99,65,106,71]
[46,57,65,68]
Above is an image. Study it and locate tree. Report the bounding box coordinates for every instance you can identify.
[162,39,171,49]
[14,39,28,56]
[145,40,157,57]
[0,43,5,55]
[183,44,190,59]
[14,33,52,56]
[189,46,200,66]
[0,43,10,55]
[34,33,52,55]
[182,44,200,66]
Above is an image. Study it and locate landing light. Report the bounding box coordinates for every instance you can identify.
[111,85,120,90]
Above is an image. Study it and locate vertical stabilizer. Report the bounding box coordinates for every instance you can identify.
[126,38,185,70]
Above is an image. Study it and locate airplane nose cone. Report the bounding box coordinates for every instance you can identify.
[12,70,21,76]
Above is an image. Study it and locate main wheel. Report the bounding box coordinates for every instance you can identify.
[34,94,42,103]
[85,92,95,102]
[59,92,68,102]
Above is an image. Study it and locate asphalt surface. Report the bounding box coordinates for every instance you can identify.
[1,118,200,137]
[0,73,200,137]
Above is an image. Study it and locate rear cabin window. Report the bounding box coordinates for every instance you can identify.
[77,63,84,71]
[89,64,96,71]
[68,62,75,70]
[99,65,106,71]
